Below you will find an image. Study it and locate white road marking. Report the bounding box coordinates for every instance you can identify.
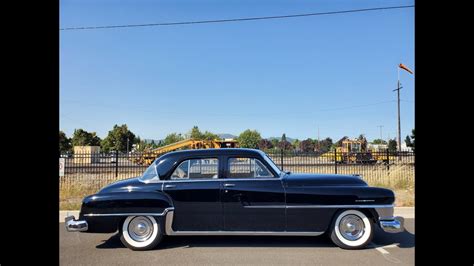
[380,243,400,249]
[370,242,402,263]
[375,246,390,254]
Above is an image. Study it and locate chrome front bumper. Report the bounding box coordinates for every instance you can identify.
[65,215,88,232]
[379,216,404,233]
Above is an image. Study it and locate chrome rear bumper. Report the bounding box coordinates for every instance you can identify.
[65,215,88,232]
[379,216,404,233]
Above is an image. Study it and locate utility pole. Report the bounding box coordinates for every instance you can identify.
[377,125,384,140]
[393,67,402,152]
[394,63,414,152]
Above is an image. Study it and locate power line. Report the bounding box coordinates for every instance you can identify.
[60,5,414,31]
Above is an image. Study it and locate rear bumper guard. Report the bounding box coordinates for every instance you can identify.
[379,216,404,233]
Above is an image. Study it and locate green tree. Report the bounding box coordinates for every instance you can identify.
[388,138,398,152]
[278,140,293,150]
[162,133,184,146]
[405,129,415,151]
[281,133,287,142]
[319,137,333,152]
[292,139,300,150]
[258,139,273,150]
[372,139,387,144]
[237,129,262,148]
[134,136,141,145]
[202,131,219,141]
[189,126,203,139]
[300,138,315,152]
[71,129,101,147]
[270,138,280,148]
[59,131,72,153]
[100,124,136,153]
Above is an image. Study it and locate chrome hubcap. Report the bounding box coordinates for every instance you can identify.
[128,217,153,242]
[339,214,365,241]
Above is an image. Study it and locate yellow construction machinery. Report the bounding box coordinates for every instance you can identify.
[132,139,238,166]
[321,138,379,164]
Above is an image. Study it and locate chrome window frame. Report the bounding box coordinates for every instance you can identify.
[170,157,219,181]
[227,157,276,179]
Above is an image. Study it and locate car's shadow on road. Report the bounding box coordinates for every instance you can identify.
[96,228,414,250]
[372,227,415,248]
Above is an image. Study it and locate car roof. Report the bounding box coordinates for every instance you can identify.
[159,148,265,158]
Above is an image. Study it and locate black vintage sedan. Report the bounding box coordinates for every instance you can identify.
[65,148,404,250]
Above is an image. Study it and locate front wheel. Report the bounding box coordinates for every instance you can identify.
[329,209,374,249]
[120,215,163,251]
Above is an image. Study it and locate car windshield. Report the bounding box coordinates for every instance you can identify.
[139,163,159,182]
[262,153,284,176]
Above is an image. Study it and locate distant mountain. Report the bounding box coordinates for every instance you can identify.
[218,133,237,139]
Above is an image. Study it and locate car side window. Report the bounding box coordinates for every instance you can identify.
[228,157,274,178]
[171,158,219,179]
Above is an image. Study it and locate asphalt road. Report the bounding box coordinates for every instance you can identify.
[60,219,414,265]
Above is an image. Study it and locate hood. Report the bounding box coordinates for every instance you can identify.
[97,176,144,194]
[284,173,368,187]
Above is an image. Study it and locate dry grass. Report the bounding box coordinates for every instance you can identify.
[60,183,99,210]
[60,164,414,210]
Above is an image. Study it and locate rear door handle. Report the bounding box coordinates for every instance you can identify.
[223,183,235,187]
[165,184,176,188]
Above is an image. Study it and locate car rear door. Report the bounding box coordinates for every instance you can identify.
[162,157,222,231]
[221,156,286,231]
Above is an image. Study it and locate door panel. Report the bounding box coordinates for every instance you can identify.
[163,180,222,231]
[221,179,285,231]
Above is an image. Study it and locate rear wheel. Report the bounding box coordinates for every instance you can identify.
[120,215,163,251]
[329,209,373,249]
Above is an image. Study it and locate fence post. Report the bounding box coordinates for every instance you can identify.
[115,150,119,177]
[280,149,284,171]
[334,149,337,174]
[386,149,390,170]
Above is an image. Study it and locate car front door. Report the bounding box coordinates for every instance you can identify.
[162,157,222,231]
[221,156,286,231]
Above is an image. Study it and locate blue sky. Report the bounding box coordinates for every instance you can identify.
[60,0,414,142]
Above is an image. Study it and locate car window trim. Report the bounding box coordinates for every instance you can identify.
[169,157,220,181]
[226,156,277,179]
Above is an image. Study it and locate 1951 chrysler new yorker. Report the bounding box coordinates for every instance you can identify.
[65,148,404,250]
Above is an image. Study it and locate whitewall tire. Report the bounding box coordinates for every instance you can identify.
[120,215,163,251]
[330,209,374,249]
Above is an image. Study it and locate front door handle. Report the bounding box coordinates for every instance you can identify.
[223,183,235,187]
[164,184,176,188]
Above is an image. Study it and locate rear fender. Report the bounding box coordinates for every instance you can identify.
[79,192,173,233]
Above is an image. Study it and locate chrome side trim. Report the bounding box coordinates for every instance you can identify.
[160,178,281,183]
[243,204,394,209]
[243,205,286,208]
[287,204,393,209]
[355,199,375,203]
[83,205,392,216]
[83,208,175,217]
[164,209,323,236]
